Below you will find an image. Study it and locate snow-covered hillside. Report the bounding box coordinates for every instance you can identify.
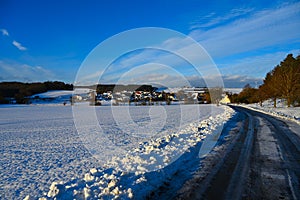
[29,89,92,105]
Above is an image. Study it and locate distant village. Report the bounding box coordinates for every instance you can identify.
[71,85,227,106]
[0,82,231,105]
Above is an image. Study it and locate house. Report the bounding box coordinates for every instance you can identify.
[220,94,231,104]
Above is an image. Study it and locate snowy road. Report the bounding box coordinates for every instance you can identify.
[178,106,300,200]
[242,106,300,200]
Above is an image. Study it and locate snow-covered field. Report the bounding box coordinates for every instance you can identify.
[0,105,100,199]
[0,104,235,199]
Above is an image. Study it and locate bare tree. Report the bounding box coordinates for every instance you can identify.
[209,87,223,105]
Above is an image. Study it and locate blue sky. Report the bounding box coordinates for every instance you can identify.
[0,0,299,88]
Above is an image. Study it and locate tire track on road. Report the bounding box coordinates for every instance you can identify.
[177,106,300,200]
[244,107,300,199]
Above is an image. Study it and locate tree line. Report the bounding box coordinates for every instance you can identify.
[228,54,300,107]
[95,84,156,94]
[0,81,73,104]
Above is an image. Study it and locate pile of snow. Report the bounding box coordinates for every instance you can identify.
[37,105,235,199]
[242,99,300,124]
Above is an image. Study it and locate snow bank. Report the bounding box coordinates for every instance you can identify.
[39,105,235,199]
[241,100,300,124]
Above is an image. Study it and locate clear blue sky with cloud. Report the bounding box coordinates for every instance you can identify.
[0,0,299,87]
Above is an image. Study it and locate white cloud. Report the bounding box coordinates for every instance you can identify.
[0,60,55,82]
[190,2,300,58]
[0,28,28,51]
[219,49,300,78]
[118,73,192,88]
[105,36,219,80]
[221,75,262,88]
[191,7,253,29]
[0,29,9,36]
[12,40,27,51]
[75,70,105,85]
[82,59,261,88]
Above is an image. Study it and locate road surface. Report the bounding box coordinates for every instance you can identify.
[176,105,300,200]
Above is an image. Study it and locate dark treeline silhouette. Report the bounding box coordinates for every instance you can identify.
[74,84,157,94]
[228,53,300,107]
[95,84,156,94]
[0,81,73,104]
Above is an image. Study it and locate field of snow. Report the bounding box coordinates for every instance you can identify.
[0,104,235,199]
[0,105,100,199]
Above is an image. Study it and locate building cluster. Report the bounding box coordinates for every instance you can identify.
[10,86,231,105]
[88,87,210,106]
[92,90,176,105]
